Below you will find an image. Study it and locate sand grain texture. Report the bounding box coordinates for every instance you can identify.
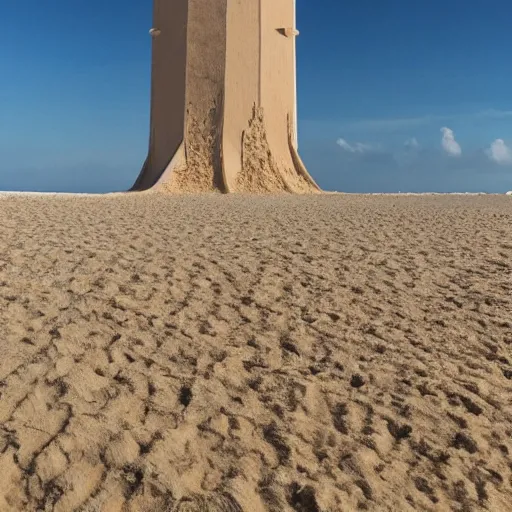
[0,194,511,511]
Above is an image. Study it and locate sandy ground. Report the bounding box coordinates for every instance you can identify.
[0,193,510,512]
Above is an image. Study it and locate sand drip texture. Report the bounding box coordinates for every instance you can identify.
[151,107,319,194]
[0,194,510,511]
[157,103,224,194]
[237,108,290,193]
[237,108,314,194]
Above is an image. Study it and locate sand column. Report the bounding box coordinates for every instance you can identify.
[178,0,228,192]
[260,0,296,168]
[133,0,320,193]
[132,0,188,191]
[222,0,261,191]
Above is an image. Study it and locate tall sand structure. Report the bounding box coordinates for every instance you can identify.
[132,0,320,193]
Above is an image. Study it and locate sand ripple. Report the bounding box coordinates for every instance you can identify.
[0,193,510,511]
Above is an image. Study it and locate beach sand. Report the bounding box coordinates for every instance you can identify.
[0,193,510,511]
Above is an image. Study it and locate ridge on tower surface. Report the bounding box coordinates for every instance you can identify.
[131,0,321,194]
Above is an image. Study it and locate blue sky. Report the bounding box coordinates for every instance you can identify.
[1,0,511,193]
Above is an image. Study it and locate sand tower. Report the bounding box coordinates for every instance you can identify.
[132,0,320,193]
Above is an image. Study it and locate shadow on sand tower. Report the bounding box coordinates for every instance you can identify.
[131,0,320,194]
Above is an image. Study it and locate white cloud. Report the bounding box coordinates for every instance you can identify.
[336,138,355,152]
[486,139,512,165]
[404,137,420,150]
[336,138,374,153]
[441,127,462,156]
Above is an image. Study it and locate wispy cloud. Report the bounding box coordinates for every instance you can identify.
[486,139,512,165]
[336,138,374,153]
[393,138,421,167]
[404,137,420,150]
[441,127,462,157]
[303,109,512,135]
[343,115,443,132]
[476,109,512,119]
